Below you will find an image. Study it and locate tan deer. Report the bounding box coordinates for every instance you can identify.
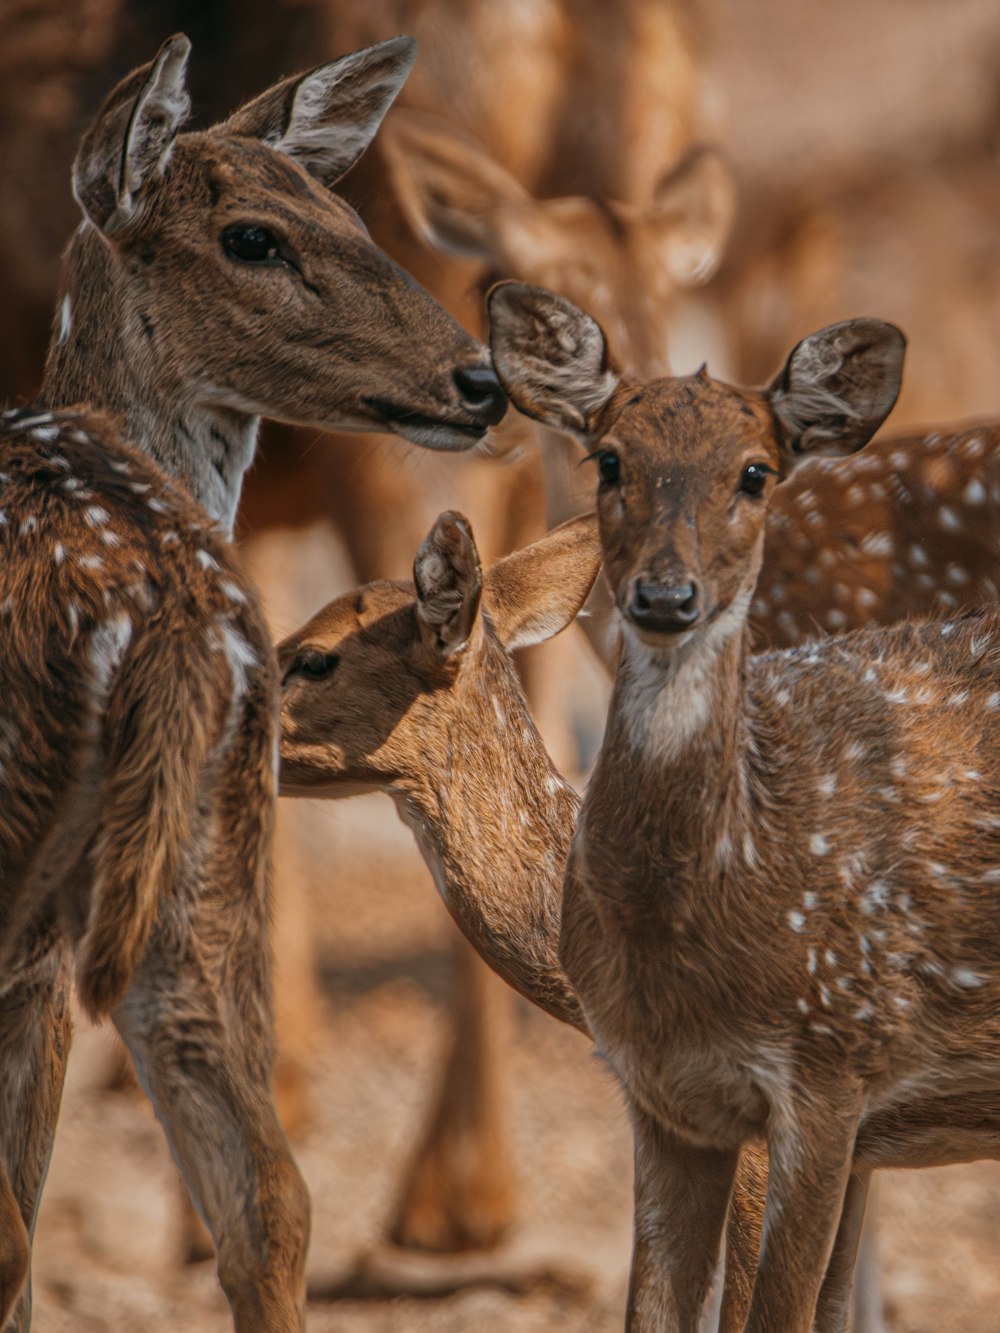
[489,281,1000,1332]
[0,32,506,1331]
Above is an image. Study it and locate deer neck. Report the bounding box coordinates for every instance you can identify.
[38,227,258,536]
[586,599,755,905]
[390,654,586,1031]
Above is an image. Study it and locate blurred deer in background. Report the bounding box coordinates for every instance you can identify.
[0,31,505,1328]
[490,282,1000,1333]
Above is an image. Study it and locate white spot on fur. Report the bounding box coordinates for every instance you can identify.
[788,910,806,933]
[809,833,830,856]
[937,507,961,531]
[219,620,258,699]
[58,295,72,346]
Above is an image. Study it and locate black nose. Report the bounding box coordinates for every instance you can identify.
[453,364,507,426]
[628,580,700,633]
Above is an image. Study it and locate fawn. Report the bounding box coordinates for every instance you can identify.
[0,32,505,1332]
[489,281,1000,1332]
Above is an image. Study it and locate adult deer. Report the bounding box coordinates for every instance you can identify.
[489,282,1000,1332]
[1,33,504,1331]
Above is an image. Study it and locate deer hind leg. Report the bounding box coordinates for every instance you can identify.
[390,934,516,1252]
[812,1166,884,1333]
[112,724,309,1333]
[0,949,73,1332]
[626,1105,739,1332]
[114,920,309,1333]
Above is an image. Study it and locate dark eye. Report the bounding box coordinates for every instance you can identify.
[293,650,339,681]
[596,450,621,485]
[739,463,771,498]
[222,225,281,264]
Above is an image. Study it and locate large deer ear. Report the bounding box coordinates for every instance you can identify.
[381,110,530,258]
[73,34,191,235]
[768,319,906,462]
[221,37,415,187]
[644,146,736,287]
[488,282,621,435]
[484,514,603,651]
[414,511,482,656]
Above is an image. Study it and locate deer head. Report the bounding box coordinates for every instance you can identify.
[48,36,506,472]
[380,110,734,377]
[488,282,905,648]
[278,511,601,795]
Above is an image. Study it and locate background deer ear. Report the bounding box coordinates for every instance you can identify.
[484,514,603,651]
[644,146,736,287]
[488,282,621,435]
[73,34,191,235]
[414,511,483,656]
[381,110,530,258]
[220,36,415,187]
[768,319,906,461]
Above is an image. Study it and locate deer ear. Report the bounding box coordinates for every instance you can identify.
[484,514,603,651]
[220,37,415,187]
[768,319,906,462]
[645,146,736,287]
[414,511,483,656]
[381,110,530,258]
[73,34,191,235]
[488,282,621,436]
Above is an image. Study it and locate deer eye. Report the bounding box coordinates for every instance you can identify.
[739,463,772,498]
[293,650,339,681]
[222,225,281,264]
[596,450,621,486]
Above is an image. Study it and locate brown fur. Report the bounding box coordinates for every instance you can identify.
[491,283,1000,1331]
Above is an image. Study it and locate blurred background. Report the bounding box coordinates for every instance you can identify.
[2,0,999,1328]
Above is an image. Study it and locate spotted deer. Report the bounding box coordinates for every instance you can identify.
[0,33,506,1331]
[277,509,770,1313]
[489,282,1000,1333]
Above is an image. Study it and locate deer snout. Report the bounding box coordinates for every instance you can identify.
[627,578,701,633]
[453,364,507,426]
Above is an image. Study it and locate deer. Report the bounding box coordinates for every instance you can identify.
[276,508,770,1317]
[275,493,964,1328]
[487,280,1000,1332]
[0,31,507,1331]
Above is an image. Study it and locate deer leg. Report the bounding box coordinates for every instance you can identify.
[851,1187,887,1333]
[716,1141,767,1331]
[113,916,309,1333]
[0,949,73,1332]
[626,1105,738,1332]
[390,933,516,1251]
[813,1166,874,1333]
[744,1087,862,1333]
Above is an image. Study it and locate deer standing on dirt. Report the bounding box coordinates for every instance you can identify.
[277,509,769,1315]
[276,490,989,1328]
[488,281,1000,1332]
[0,32,505,1331]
